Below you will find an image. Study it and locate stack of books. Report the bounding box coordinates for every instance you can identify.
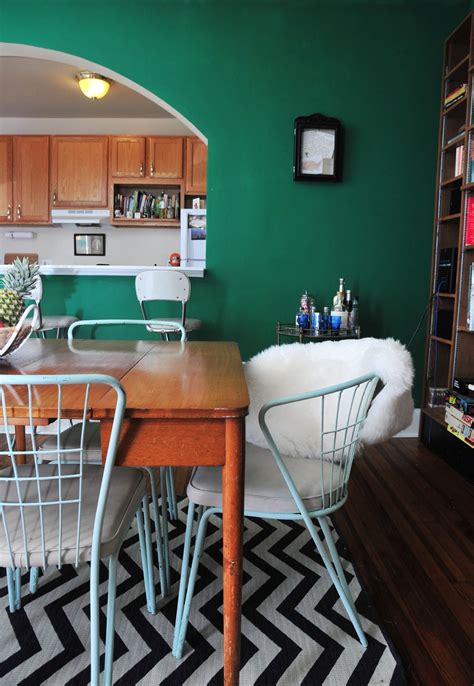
[444,378,474,448]
[444,83,467,108]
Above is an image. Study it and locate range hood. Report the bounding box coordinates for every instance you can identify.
[51,209,110,225]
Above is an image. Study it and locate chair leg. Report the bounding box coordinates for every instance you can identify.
[141,497,157,614]
[172,500,195,656]
[135,502,156,615]
[103,551,119,686]
[144,466,169,598]
[318,516,357,615]
[160,467,171,591]
[166,466,178,521]
[29,566,39,594]
[6,568,17,613]
[307,516,367,647]
[173,505,214,659]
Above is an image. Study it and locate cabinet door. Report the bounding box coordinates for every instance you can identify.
[13,136,50,224]
[110,136,146,178]
[51,136,108,207]
[0,137,13,223]
[147,136,183,179]
[185,137,207,194]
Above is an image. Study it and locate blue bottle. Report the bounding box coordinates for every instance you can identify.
[320,306,330,333]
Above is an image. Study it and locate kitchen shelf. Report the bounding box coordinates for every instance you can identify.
[111,217,180,228]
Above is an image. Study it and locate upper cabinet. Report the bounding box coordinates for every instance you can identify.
[110,137,146,178]
[185,137,207,194]
[0,136,49,224]
[110,136,184,180]
[51,136,108,207]
[147,136,183,179]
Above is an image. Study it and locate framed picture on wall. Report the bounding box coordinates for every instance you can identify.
[74,233,106,256]
[293,113,343,182]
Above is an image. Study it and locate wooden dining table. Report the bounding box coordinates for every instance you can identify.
[0,338,249,686]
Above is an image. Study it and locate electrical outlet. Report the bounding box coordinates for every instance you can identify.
[41,259,52,266]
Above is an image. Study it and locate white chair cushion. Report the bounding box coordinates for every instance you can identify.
[0,463,145,567]
[40,421,102,462]
[244,338,414,457]
[187,442,340,514]
[147,317,201,333]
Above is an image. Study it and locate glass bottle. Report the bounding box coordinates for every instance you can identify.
[351,296,359,331]
[321,306,330,333]
[333,278,345,311]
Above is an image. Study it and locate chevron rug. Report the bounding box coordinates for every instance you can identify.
[0,500,405,685]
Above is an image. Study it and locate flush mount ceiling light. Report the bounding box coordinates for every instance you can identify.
[76,71,110,100]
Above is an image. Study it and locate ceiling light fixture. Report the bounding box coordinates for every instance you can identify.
[76,71,110,100]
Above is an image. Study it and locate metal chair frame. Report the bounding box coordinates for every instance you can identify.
[135,270,198,337]
[67,318,185,594]
[0,373,153,686]
[172,373,379,658]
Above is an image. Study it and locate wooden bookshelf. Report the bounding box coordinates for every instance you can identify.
[420,11,474,471]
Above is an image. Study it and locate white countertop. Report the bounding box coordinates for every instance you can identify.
[0,264,205,277]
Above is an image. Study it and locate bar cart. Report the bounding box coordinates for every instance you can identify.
[276,321,361,345]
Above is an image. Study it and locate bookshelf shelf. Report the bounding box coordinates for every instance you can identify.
[438,212,462,222]
[446,54,470,79]
[421,11,474,471]
[443,95,467,114]
[441,175,463,188]
[430,335,453,345]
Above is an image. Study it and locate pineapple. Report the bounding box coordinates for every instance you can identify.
[0,257,40,326]
[0,289,25,326]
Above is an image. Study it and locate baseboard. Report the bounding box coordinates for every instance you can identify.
[394,408,420,438]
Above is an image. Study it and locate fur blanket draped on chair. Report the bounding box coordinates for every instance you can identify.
[244,338,414,459]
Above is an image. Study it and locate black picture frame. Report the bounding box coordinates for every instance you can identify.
[293,113,343,182]
[74,233,106,256]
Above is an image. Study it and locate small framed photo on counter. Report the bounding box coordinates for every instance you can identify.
[74,233,106,256]
[293,113,343,182]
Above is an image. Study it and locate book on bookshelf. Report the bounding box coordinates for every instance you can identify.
[445,389,474,415]
[465,195,474,245]
[446,128,465,145]
[445,402,474,427]
[445,406,474,435]
[447,423,474,447]
[455,144,465,176]
[444,83,467,105]
[468,264,474,330]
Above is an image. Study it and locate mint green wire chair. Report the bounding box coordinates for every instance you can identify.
[0,373,152,686]
[172,373,379,658]
[65,319,185,595]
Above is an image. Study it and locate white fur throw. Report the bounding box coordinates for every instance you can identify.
[244,338,414,458]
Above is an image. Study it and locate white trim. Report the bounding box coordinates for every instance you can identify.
[0,264,205,277]
[0,43,207,144]
[394,408,420,438]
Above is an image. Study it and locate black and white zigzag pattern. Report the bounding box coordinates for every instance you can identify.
[0,500,406,685]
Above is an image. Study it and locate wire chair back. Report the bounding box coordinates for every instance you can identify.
[259,373,379,514]
[0,374,125,571]
[67,318,186,341]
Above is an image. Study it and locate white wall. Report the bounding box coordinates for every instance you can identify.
[0,118,194,266]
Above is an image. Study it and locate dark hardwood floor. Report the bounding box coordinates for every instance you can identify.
[1,436,472,684]
[332,438,474,686]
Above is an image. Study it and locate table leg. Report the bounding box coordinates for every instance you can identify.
[14,425,26,465]
[222,417,245,686]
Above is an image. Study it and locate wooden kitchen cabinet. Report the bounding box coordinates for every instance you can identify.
[185,137,207,194]
[51,136,108,207]
[147,136,183,179]
[0,136,49,224]
[110,136,146,178]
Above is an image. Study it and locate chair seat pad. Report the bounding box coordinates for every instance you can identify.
[0,463,145,568]
[187,443,341,514]
[40,421,102,462]
[147,317,202,333]
[39,315,79,331]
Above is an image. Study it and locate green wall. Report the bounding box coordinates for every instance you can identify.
[0,0,469,402]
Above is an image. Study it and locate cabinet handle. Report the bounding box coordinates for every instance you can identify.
[150,162,154,176]
[140,163,144,176]
[16,205,21,220]
[7,205,12,221]
[52,191,57,205]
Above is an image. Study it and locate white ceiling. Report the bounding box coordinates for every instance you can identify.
[0,57,172,118]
